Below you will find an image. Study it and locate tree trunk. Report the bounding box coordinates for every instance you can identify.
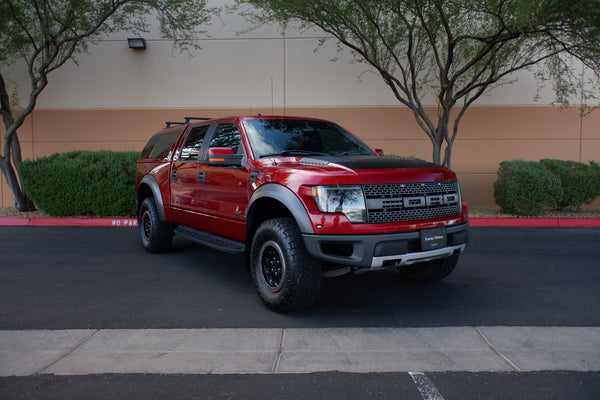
[0,130,36,211]
[444,143,453,170]
[0,155,34,211]
[1,74,36,212]
[433,117,450,168]
[431,139,443,166]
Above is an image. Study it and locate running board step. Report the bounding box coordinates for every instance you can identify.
[174,226,245,254]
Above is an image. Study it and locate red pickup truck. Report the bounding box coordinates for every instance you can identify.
[136,115,469,311]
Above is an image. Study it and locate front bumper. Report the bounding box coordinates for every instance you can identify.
[302,222,469,269]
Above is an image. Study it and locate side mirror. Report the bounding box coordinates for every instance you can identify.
[207,147,245,167]
[375,148,384,156]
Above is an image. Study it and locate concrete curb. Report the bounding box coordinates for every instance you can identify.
[1,217,599,227]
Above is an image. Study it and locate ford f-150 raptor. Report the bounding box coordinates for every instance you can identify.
[136,115,469,312]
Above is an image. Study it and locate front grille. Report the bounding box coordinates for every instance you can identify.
[363,181,458,197]
[363,181,461,224]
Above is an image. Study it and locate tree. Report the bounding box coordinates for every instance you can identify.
[0,0,213,211]
[236,0,600,167]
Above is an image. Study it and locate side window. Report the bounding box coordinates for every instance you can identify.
[209,123,242,153]
[180,125,210,161]
[140,136,160,159]
[140,132,179,160]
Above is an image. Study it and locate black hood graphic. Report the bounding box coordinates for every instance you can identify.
[303,155,441,170]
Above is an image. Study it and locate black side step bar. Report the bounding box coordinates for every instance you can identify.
[174,226,245,254]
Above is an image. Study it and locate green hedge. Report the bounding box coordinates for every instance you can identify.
[18,150,139,217]
[539,159,600,211]
[494,160,563,216]
[494,159,600,215]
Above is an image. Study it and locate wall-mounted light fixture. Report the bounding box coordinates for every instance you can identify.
[127,38,147,50]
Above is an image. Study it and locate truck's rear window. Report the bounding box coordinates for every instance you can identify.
[140,132,180,159]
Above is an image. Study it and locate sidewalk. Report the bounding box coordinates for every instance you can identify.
[2,327,599,376]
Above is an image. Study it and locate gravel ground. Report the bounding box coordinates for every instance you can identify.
[1,206,600,219]
[0,208,51,218]
[0,208,124,219]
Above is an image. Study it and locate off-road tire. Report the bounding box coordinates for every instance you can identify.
[250,218,321,312]
[399,254,460,283]
[139,197,173,253]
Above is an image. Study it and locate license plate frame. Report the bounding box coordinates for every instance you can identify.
[420,227,447,251]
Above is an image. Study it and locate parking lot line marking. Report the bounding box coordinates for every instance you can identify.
[409,372,445,400]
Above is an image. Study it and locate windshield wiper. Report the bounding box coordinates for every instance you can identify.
[260,150,329,158]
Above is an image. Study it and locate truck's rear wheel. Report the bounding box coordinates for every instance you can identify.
[399,254,460,283]
[139,197,173,253]
[250,218,321,312]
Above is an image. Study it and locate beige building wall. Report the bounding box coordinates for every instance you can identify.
[3,105,598,209]
[2,0,599,209]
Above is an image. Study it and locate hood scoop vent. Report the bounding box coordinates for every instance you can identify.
[299,157,331,166]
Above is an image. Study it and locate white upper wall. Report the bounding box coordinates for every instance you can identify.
[4,0,566,110]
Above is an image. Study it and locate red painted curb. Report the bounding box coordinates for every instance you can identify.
[1,217,599,227]
[0,218,138,227]
[469,218,600,227]
[0,218,30,226]
[557,218,600,227]
[469,218,559,227]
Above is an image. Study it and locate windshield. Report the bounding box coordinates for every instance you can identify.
[243,119,376,158]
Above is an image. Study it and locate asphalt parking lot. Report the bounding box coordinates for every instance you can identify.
[1,226,599,399]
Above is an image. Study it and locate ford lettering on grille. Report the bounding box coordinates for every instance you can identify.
[363,182,461,223]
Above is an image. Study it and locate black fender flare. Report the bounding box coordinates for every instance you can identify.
[137,175,167,222]
[247,183,314,234]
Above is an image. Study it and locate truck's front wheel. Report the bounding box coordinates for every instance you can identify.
[250,218,321,312]
[399,254,460,283]
[139,197,173,253]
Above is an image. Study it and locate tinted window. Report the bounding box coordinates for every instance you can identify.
[180,125,210,161]
[242,119,375,158]
[209,123,242,153]
[140,136,159,159]
[140,132,180,159]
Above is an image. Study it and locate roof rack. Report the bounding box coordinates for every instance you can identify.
[165,121,185,128]
[184,117,212,124]
[164,117,212,129]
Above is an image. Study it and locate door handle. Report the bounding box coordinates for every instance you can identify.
[171,170,178,180]
[197,172,205,183]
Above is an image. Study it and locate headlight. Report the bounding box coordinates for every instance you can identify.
[312,185,367,223]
